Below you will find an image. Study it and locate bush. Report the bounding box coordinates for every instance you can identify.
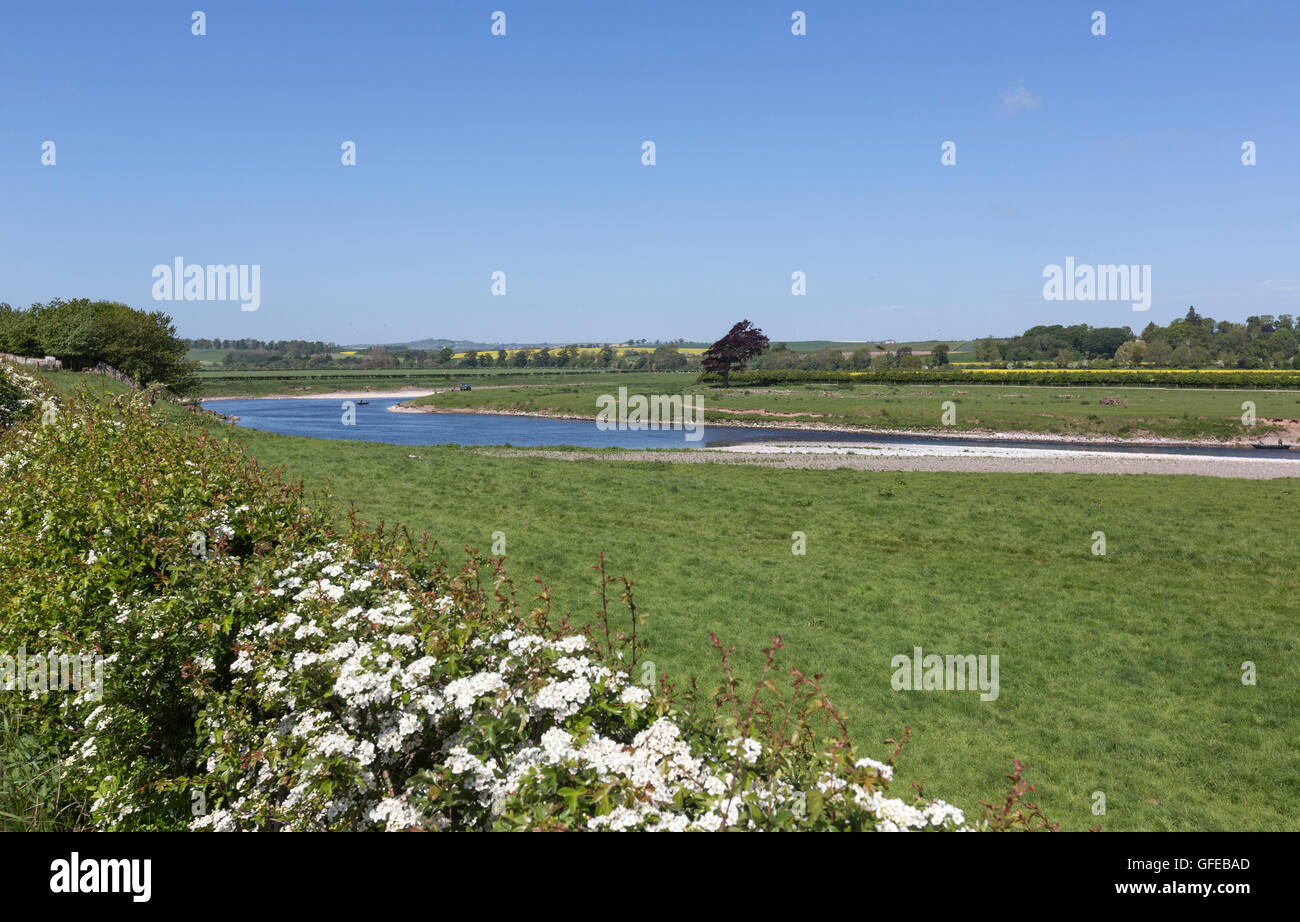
[0,374,1052,831]
[0,362,46,428]
[1,299,198,396]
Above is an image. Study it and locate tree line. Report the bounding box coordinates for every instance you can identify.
[973,309,1298,368]
[1,299,197,395]
[206,341,697,372]
[716,309,1300,375]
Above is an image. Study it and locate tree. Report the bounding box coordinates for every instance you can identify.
[650,345,687,370]
[1080,327,1132,358]
[931,343,950,366]
[1113,340,1145,366]
[10,298,197,395]
[974,337,1002,363]
[702,320,769,387]
[1146,340,1173,366]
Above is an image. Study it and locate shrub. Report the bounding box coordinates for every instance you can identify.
[0,363,39,428]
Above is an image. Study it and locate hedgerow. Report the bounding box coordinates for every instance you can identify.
[0,363,1055,831]
[700,368,1300,389]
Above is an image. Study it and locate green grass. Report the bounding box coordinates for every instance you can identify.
[0,699,80,830]
[410,374,1300,441]
[210,422,1300,831]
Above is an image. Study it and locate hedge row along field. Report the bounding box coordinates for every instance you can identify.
[0,363,1053,831]
[703,368,1300,389]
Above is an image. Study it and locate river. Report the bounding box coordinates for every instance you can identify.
[199,397,1278,457]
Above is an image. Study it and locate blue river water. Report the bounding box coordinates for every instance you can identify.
[199,397,1276,457]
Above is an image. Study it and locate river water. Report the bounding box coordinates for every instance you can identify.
[199,397,1277,457]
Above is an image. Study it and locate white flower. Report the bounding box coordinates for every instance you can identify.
[727,737,763,765]
[443,672,507,716]
[620,686,652,706]
[855,757,894,782]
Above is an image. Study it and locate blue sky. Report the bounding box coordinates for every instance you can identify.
[2,1,1297,345]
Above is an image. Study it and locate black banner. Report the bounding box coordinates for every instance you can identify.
[0,832,1277,908]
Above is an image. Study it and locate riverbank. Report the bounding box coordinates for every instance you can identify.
[203,387,442,402]
[482,442,1300,479]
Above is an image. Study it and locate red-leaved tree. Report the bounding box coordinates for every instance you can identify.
[702,320,769,387]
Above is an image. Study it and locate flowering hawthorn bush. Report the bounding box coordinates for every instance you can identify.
[0,366,35,428]
[0,364,1054,831]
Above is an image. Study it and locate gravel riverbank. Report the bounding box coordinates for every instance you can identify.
[483,442,1300,479]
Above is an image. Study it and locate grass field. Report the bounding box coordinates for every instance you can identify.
[407,373,1300,441]
[209,421,1298,831]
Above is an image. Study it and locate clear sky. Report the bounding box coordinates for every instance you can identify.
[2,1,1297,345]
